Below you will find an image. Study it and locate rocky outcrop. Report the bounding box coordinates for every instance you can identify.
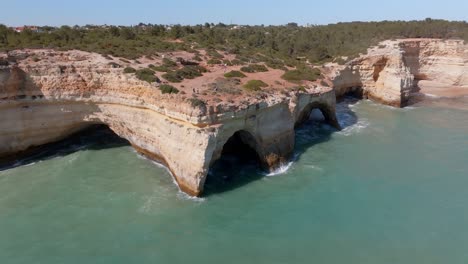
[328,39,468,106]
[0,49,339,196]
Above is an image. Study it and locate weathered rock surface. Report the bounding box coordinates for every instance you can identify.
[0,50,338,196]
[3,39,464,196]
[327,39,468,106]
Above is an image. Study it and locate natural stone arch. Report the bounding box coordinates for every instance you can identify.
[295,101,340,130]
[205,130,262,183]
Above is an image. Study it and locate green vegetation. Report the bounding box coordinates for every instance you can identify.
[207,58,222,65]
[162,58,177,67]
[159,84,179,94]
[192,55,203,61]
[243,80,268,91]
[240,64,268,73]
[187,98,206,108]
[2,19,468,62]
[281,67,321,82]
[224,70,246,78]
[162,65,207,83]
[135,68,159,83]
[206,49,224,59]
[123,67,136,73]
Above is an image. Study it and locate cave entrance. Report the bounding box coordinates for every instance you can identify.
[0,124,129,170]
[343,86,364,99]
[295,103,340,129]
[204,130,263,195]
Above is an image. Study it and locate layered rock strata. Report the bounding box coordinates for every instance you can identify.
[0,50,338,196]
[328,39,468,106]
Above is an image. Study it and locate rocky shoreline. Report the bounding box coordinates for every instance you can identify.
[1,38,466,196]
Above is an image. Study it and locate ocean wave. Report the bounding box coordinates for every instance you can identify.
[265,161,294,177]
[176,191,206,202]
[338,119,370,136]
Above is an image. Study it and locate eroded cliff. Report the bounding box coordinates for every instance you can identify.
[0,49,338,196]
[327,39,468,106]
[2,39,465,196]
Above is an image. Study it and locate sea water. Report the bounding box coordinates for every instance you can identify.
[0,97,467,264]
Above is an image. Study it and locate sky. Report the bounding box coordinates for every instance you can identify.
[2,0,468,27]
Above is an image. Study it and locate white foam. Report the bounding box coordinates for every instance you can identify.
[265,161,294,177]
[23,161,37,167]
[176,191,206,202]
[338,119,370,136]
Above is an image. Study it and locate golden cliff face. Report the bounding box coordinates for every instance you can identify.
[328,39,468,106]
[0,49,339,196]
[1,39,465,196]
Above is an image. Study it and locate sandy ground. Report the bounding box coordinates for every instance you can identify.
[417,80,468,97]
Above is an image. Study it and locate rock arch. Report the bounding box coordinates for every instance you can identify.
[295,101,340,129]
[292,92,341,130]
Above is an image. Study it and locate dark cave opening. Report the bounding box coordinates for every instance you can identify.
[204,130,263,195]
[0,124,129,170]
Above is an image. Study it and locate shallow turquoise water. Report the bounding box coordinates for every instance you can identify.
[1,98,467,264]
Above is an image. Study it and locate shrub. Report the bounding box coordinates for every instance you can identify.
[240,64,268,73]
[224,70,246,78]
[135,68,159,83]
[123,67,136,73]
[240,66,255,73]
[335,57,347,65]
[163,65,207,82]
[207,49,224,59]
[192,55,203,61]
[266,59,287,70]
[159,84,180,94]
[231,59,244,65]
[207,59,222,65]
[188,98,206,108]
[251,64,268,72]
[162,71,183,82]
[162,58,177,67]
[179,59,199,66]
[223,59,233,66]
[243,80,268,91]
[176,65,206,79]
[281,67,321,82]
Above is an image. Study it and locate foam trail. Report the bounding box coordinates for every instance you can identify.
[265,161,294,177]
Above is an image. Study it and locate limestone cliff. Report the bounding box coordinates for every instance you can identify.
[0,49,338,196]
[327,39,468,106]
[3,39,465,196]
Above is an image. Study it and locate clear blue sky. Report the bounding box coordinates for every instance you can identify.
[2,0,467,26]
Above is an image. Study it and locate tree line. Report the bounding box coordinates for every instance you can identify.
[1,19,467,62]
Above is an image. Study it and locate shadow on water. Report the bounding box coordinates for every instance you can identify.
[203,132,264,196]
[203,97,360,196]
[294,97,359,160]
[0,125,130,171]
[0,97,360,196]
